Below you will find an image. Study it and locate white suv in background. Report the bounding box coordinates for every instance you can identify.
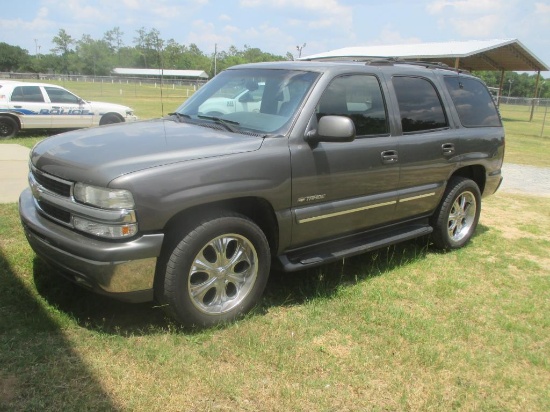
[198,82,265,116]
[0,80,138,138]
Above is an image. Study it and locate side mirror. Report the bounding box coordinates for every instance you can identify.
[305,115,355,144]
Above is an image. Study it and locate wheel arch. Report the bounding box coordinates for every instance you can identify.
[450,165,486,194]
[161,196,279,255]
[0,113,22,123]
[99,112,124,125]
[153,196,279,300]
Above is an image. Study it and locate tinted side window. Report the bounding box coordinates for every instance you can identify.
[10,86,45,103]
[444,76,502,127]
[317,75,389,136]
[45,87,80,104]
[392,76,448,133]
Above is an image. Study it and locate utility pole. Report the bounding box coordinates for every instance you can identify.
[214,43,217,76]
[296,43,306,59]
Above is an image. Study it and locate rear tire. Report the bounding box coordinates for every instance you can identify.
[0,116,19,139]
[430,177,481,250]
[161,213,270,328]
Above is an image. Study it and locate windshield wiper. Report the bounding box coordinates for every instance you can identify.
[168,112,191,123]
[197,115,240,132]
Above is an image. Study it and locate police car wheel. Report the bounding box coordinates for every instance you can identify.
[100,114,122,125]
[0,116,19,139]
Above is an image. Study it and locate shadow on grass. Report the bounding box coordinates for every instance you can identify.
[0,249,120,411]
[30,237,433,336]
[263,236,432,310]
[31,227,490,335]
[32,258,171,336]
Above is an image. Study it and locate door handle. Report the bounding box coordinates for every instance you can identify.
[381,150,398,164]
[13,105,22,108]
[442,143,455,156]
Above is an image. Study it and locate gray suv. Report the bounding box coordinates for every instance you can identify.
[19,60,505,327]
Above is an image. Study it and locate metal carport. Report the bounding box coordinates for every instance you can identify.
[301,39,549,117]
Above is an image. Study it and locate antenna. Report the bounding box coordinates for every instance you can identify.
[155,40,165,117]
[214,43,217,76]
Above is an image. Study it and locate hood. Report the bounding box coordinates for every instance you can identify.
[31,118,264,186]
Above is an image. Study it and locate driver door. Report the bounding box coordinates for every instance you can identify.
[289,74,400,248]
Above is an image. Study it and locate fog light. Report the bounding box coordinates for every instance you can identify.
[73,216,138,239]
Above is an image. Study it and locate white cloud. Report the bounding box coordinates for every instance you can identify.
[371,27,423,45]
[239,0,353,31]
[121,0,142,9]
[535,2,550,13]
[0,7,55,33]
[223,25,240,34]
[187,19,231,50]
[427,0,506,15]
[449,14,502,37]
[426,0,519,39]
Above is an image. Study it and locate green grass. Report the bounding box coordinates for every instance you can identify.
[499,104,550,167]
[1,194,549,411]
[1,82,549,410]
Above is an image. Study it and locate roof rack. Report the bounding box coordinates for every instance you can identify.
[365,58,469,73]
[301,56,469,73]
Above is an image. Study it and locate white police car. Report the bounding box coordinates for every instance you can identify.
[0,80,138,138]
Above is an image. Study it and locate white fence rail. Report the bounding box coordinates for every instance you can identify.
[0,72,207,88]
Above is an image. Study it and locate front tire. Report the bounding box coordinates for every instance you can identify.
[99,113,122,125]
[161,213,270,328]
[0,116,19,139]
[430,177,481,250]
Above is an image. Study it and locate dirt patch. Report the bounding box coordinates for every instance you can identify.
[482,194,550,242]
[0,375,19,404]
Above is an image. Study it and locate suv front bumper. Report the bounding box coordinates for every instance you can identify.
[19,188,164,302]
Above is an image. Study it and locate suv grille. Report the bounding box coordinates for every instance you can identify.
[33,170,71,197]
[30,168,74,226]
[37,200,71,223]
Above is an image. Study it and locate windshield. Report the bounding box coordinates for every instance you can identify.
[175,68,319,135]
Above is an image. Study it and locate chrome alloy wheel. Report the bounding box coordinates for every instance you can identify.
[188,233,259,315]
[447,191,477,242]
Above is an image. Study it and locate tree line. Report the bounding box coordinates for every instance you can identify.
[0,27,547,98]
[475,70,548,99]
[0,27,293,78]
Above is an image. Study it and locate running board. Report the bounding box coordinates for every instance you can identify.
[278,223,433,272]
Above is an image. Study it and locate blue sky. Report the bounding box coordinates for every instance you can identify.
[1,0,549,71]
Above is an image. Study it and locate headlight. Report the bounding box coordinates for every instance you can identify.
[74,183,135,209]
[126,109,134,116]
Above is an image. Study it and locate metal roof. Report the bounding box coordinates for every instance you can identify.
[300,39,549,72]
[113,68,209,79]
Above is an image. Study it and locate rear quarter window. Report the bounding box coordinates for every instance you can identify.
[444,76,502,127]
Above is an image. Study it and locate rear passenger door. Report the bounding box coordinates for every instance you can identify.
[389,75,459,221]
[289,74,400,248]
[8,85,51,128]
